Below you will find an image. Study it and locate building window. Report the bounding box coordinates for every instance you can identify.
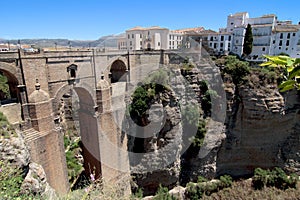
[293,33,296,37]
[236,40,239,44]
[172,41,174,45]
[287,33,290,39]
[169,41,171,45]
[286,47,288,51]
[220,43,224,47]
[221,36,224,41]
[140,34,142,38]
[67,64,77,79]
[279,40,282,46]
[214,43,217,48]
[169,35,171,40]
[130,41,132,46]
[286,40,290,46]
[273,40,275,44]
[231,22,234,25]
[132,34,134,38]
[228,36,231,41]
[280,33,283,39]
[140,41,142,45]
[262,47,266,51]
[128,34,130,39]
[158,42,160,46]
[279,47,281,50]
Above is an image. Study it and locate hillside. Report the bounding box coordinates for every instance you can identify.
[0,33,125,48]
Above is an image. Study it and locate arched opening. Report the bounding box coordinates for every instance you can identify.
[0,69,19,105]
[67,64,77,79]
[147,43,151,51]
[110,60,127,83]
[55,86,101,190]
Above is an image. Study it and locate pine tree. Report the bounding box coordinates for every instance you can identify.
[243,24,253,57]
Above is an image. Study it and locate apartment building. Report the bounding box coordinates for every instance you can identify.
[118,13,300,60]
[118,26,204,50]
[226,12,300,60]
[119,26,169,50]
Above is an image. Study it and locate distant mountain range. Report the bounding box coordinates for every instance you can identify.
[0,34,125,48]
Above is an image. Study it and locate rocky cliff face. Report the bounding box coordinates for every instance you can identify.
[217,80,300,177]
[126,57,300,196]
[128,88,183,195]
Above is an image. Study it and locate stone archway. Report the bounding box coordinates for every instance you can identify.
[110,60,127,83]
[54,85,102,187]
[0,62,20,104]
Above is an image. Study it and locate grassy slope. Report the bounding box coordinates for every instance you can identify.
[202,179,300,200]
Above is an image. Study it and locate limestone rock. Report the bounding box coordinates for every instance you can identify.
[217,84,300,177]
[21,162,57,199]
[0,131,30,167]
[168,186,186,200]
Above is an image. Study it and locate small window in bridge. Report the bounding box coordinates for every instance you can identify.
[67,64,77,79]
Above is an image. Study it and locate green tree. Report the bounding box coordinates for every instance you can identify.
[221,55,250,85]
[0,74,10,99]
[243,24,253,57]
[261,55,300,92]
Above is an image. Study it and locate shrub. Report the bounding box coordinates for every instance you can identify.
[0,160,39,199]
[252,167,298,190]
[186,175,233,199]
[218,55,250,85]
[190,119,206,147]
[153,184,177,200]
[197,176,208,183]
[130,188,143,199]
[219,175,233,188]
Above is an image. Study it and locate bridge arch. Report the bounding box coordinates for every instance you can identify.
[53,83,102,184]
[109,59,127,83]
[0,62,20,104]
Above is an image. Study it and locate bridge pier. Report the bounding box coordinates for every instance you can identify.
[25,83,69,195]
[96,79,131,196]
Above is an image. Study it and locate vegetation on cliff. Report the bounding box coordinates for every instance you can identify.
[261,55,300,92]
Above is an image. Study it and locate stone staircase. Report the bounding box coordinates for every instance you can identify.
[23,128,49,143]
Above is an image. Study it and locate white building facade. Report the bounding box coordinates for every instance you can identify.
[118,26,170,50]
[226,12,300,60]
[117,13,300,60]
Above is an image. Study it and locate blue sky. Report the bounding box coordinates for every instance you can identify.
[1,0,299,40]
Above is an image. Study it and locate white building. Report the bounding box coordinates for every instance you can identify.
[225,12,300,60]
[168,31,183,49]
[120,26,169,50]
[117,13,300,59]
[118,26,208,50]
[272,24,300,58]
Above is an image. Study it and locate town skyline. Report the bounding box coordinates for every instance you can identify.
[1,0,299,40]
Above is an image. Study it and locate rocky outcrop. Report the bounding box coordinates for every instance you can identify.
[217,83,300,177]
[0,128,57,199]
[21,162,57,199]
[179,61,226,184]
[129,90,182,195]
[0,131,30,167]
[180,120,225,184]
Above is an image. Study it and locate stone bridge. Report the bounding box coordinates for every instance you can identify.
[0,49,182,195]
